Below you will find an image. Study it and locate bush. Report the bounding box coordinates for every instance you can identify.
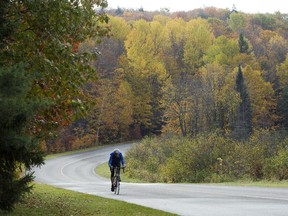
[125,130,288,183]
[264,139,288,180]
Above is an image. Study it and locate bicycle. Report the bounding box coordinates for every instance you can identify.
[113,166,125,195]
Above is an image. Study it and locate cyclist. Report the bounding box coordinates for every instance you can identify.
[108,148,125,192]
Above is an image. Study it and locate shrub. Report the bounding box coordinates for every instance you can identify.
[125,130,288,183]
[264,144,288,180]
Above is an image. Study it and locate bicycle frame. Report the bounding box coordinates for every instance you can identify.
[113,167,124,195]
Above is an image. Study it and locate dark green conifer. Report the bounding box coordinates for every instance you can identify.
[233,65,253,139]
[0,64,46,211]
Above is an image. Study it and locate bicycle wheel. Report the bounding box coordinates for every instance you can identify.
[115,177,120,195]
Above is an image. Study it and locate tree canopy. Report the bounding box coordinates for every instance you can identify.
[0,0,109,211]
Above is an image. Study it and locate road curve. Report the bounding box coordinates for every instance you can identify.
[33,143,288,216]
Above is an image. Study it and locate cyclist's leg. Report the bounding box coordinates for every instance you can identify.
[110,166,115,191]
[116,165,121,181]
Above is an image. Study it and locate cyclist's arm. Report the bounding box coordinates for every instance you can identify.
[120,153,125,167]
[108,154,113,167]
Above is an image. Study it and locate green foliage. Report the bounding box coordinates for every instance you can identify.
[125,136,180,182]
[0,64,46,211]
[264,143,288,180]
[238,33,249,54]
[1,0,110,129]
[0,0,109,210]
[227,13,247,33]
[204,36,240,66]
[73,10,288,144]
[183,18,214,71]
[126,130,288,183]
[278,86,288,128]
[251,14,277,30]
[233,66,252,138]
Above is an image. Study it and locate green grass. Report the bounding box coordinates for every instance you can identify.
[2,183,175,216]
[95,162,146,183]
[96,163,288,188]
[218,179,288,188]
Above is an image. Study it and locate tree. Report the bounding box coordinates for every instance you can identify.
[0,0,109,210]
[277,55,288,127]
[251,14,276,31]
[87,76,133,144]
[204,36,240,67]
[238,32,249,54]
[233,65,253,139]
[91,16,130,78]
[183,18,214,73]
[243,66,276,128]
[124,18,170,135]
[2,0,109,131]
[0,64,46,211]
[165,18,186,77]
[278,86,288,128]
[162,76,194,136]
[227,12,247,33]
[199,63,240,133]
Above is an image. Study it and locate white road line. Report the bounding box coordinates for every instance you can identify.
[60,154,105,182]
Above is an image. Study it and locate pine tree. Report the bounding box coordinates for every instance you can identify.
[278,86,288,128]
[233,65,253,139]
[238,32,249,54]
[0,64,46,211]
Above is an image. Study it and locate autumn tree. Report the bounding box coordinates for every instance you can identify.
[124,18,170,135]
[199,63,240,133]
[183,18,214,73]
[91,16,130,78]
[0,0,109,210]
[2,0,110,132]
[227,12,247,33]
[243,66,276,128]
[86,76,133,144]
[204,35,240,67]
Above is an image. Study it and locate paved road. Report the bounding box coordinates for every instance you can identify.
[34,143,288,216]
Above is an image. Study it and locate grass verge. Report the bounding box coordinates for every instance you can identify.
[96,163,288,188]
[2,183,175,216]
[95,162,146,183]
[218,180,288,188]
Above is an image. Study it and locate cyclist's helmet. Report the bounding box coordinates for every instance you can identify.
[113,148,120,157]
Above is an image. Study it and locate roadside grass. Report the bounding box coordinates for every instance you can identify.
[95,162,146,183]
[218,179,288,188]
[2,183,175,216]
[96,163,288,188]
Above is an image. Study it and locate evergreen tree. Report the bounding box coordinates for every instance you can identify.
[233,65,253,139]
[278,85,288,128]
[0,64,46,211]
[0,0,12,49]
[115,6,124,15]
[238,32,249,54]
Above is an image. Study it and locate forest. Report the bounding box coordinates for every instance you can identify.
[50,7,288,152]
[1,1,288,210]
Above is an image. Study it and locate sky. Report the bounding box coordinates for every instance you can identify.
[106,0,288,14]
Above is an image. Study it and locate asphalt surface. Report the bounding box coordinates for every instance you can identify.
[33,143,288,216]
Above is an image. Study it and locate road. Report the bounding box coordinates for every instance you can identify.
[34,143,288,216]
